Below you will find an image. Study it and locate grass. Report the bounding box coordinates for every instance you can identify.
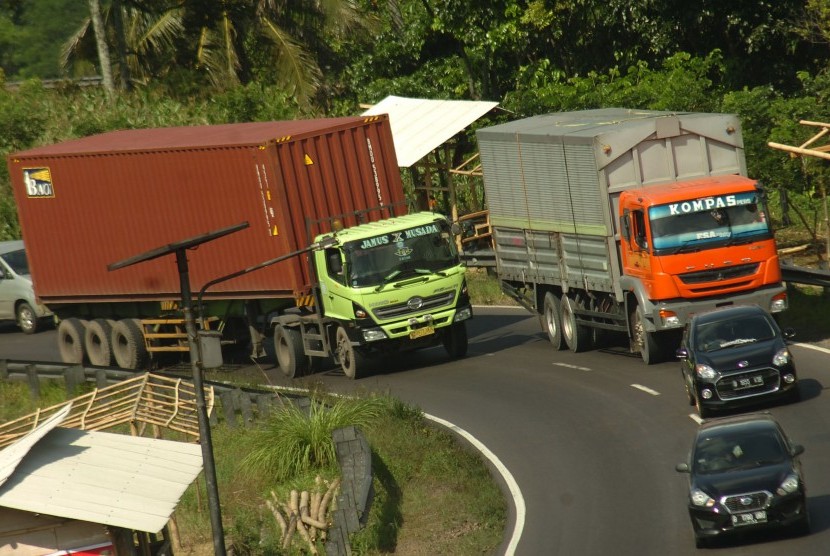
[0,379,506,556]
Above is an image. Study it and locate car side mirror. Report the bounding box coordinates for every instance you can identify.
[675,347,688,359]
[791,444,805,457]
[783,327,796,340]
[675,462,690,473]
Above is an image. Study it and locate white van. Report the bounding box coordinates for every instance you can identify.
[0,240,53,334]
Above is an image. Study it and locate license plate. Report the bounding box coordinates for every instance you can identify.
[733,375,764,390]
[410,326,434,339]
[731,511,767,526]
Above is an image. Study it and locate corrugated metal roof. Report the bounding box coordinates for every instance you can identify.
[362,96,498,167]
[0,406,202,533]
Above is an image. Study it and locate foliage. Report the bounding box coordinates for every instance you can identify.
[239,394,386,480]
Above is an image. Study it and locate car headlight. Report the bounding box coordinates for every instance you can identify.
[695,364,717,380]
[777,473,800,495]
[773,348,790,367]
[691,488,716,508]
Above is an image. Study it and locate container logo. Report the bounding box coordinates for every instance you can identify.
[23,167,55,198]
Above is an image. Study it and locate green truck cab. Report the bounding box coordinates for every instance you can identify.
[273,212,472,379]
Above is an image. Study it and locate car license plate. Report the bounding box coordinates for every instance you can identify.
[731,511,767,526]
[410,326,434,339]
[733,375,764,390]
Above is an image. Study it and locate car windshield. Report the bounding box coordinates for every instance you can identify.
[0,248,30,276]
[694,314,776,352]
[649,191,772,255]
[343,220,459,288]
[693,430,786,474]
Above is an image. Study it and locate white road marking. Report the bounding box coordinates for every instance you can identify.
[689,414,704,424]
[794,342,830,355]
[425,413,525,556]
[553,362,591,371]
[631,384,660,396]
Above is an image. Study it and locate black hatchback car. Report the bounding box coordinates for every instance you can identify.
[676,413,809,548]
[676,305,799,418]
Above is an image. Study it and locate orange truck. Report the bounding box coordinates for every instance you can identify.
[476,108,786,364]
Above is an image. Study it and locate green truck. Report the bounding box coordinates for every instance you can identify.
[8,116,472,378]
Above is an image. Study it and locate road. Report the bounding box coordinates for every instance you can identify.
[2,308,829,555]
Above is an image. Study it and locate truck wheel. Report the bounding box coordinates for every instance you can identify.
[16,302,39,335]
[560,294,591,352]
[112,318,149,369]
[85,318,114,367]
[336,326,366,379]
[274,325,308,378]
[57,318,87,364]
[543,292,565,350]
[632,308,661,365]
[443,322,468,358]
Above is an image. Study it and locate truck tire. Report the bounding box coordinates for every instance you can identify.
[274,325,308,378]
[16,302,39,335]
[112,318,148,369]
[443,322,468,358]
[57,318,87,364]
[335,326,366,379]
[542,292,565,350]
[560,294,591,353]
[632,308,661,365]
[85,318,114,367]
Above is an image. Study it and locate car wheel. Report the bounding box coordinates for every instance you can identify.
[792,509,811,537]
[695,395,711,419]
[16,302,38,334]
[694,535,709,549]
[785,385,802,404]
[684,378,696,406]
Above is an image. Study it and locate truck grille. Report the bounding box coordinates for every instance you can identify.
[372,291,456,320]
[715,368,780,400]
[679,263,759,285]
[723,491,770,513]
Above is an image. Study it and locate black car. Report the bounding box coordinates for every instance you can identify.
[676,305,799,418]
[676,413,809,548]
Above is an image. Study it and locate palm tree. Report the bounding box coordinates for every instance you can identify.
[64,0,371,106]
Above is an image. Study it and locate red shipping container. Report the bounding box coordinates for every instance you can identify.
[8,116,405,304]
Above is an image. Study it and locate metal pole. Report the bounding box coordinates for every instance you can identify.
[176,249,226,556]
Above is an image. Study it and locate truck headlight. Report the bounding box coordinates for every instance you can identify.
[454,307,472,322]
[361,328,387,342]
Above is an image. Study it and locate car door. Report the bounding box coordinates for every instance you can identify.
[0,257,15,320]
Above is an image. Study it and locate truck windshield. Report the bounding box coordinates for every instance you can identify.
[343,220,459,288]
[648,191,772,255]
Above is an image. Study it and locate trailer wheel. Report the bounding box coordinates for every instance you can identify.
[443,322,468,359]
[57,318,87,364]
[85,318,114,367]
[542,292,565,350]
[560,294,591,352]
[632,308,661,365]
[274,325,308,378]
[112,318,149,369]
[335,326,366,379]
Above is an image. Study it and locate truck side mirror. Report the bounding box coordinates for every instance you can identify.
[620,212,631,241]
[450,222,462,236]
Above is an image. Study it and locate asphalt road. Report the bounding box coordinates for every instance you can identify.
[2,308,829,556]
